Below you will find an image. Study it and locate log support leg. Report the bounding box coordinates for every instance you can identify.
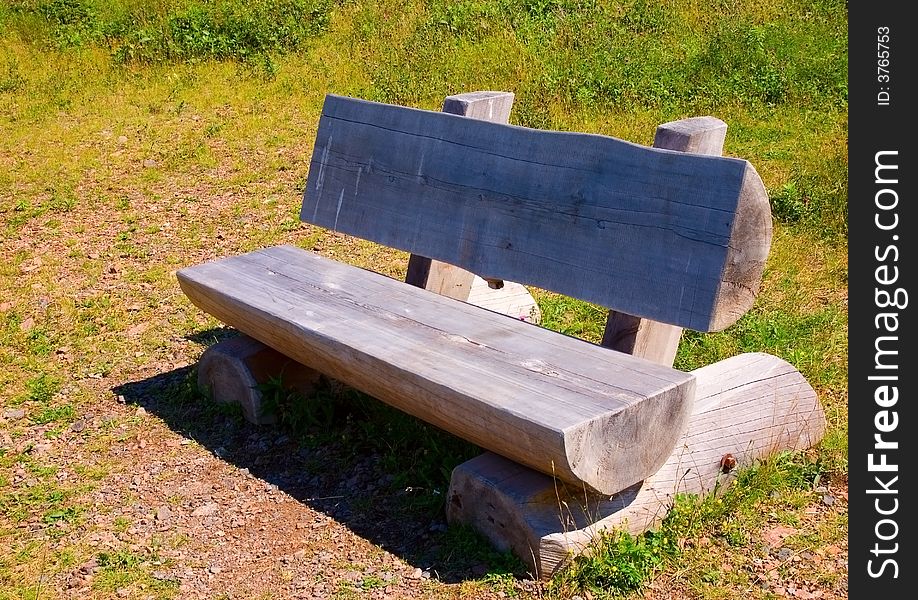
[196,334,322,425]
[446,353,827,580]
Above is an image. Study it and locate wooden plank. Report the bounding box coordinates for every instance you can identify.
[301,95,771,332]
[601,117,732,364]
[177,245,696,495]
[446,352,827,579]
[405,90,515,298]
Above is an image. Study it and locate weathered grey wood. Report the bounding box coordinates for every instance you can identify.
[601,117,731,365]
[442,90,515,122]
[177,245,696,495]
[197,334,322,425]
[446,352,827,580]
[601,314,685,367]
[415,90,541,324]
[301,95,771,332]
[406,91,515,298]
[466,278,541,323]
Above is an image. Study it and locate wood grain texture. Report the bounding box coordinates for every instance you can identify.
[301,94,771,332]
[177,245,695,495]
[445,352,826,579]
[466,278,541,323]
[406,91,515,298]
[601,116,731,364]
[442,90,515,122]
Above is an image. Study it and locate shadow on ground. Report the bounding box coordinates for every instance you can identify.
[113,329,530,585]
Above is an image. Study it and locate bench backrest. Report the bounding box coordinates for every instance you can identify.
[300,94,771,333]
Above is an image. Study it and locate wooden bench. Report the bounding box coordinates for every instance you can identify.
[177,91,826,578]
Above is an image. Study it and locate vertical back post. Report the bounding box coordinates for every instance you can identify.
[600,117,729,366]
[404,91,515,299]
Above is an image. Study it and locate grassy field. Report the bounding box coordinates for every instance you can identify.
[1,1,847,598]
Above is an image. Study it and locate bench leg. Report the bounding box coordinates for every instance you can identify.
[445,352,827,580]
[196,334,322,425]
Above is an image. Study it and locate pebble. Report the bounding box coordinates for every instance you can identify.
[2,408,26,420]
[191,503,219,517]
[156,506,172,522]
[70,419,86,432]
[821,494,836,507]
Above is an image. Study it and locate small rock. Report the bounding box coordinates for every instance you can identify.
[208,565,222,575]
[117,135,128,144]
[155,506,172,522]
[409,568,423,579]
[19,317,35,332]
[777,547,794,561]
[191,503,219,517]
[116,587,130,597]
[79,558,99,574]
[143,159,156,168]
[3,408,26,421]
[135,407,146,417]
[821,494,836,507]
[151,570,171,581]
[70,419,86,433]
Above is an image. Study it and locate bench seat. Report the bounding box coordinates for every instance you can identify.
[178,244,695,495]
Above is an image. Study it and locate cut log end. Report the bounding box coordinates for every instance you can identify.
[564,379,695,495]
[712,162,773,331]
[195,334,321,425]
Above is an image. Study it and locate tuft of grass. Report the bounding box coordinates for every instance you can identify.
[556,528,678,597]
[551,450,828,597]
[24,373,60,403]
[3,0,336,63]
[533,291,607,343]
[92,548,179,595]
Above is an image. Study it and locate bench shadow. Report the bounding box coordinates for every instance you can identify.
[112,328,533,585]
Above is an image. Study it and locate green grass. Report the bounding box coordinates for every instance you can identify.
[256,374,483,514]
[91,548,179,596]
[551,451,834,598]
[0,0,847,598]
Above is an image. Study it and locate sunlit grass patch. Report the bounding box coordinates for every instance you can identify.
[0,1,846,597]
